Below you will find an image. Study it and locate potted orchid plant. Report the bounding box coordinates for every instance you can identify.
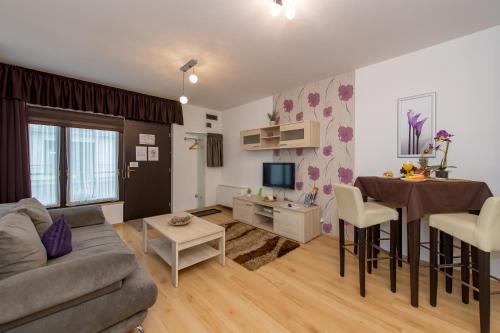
[424,130,456,178]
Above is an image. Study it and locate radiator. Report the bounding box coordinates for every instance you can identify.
[216,185,246,208]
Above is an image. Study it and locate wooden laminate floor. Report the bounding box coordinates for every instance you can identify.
[115,206,500,333]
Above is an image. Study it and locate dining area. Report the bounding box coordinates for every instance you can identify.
[333,164,498,333]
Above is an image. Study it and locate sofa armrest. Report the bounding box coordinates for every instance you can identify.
[49,205,106,228]
[0,251,137,324]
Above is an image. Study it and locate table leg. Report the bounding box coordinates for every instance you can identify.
[171,242,179,288]
[397,208,403,267]
[142,219,148,254]
[408,219,421,307]
[219,234,225,266]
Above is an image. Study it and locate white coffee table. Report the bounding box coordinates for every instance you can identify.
[143,212,225,287]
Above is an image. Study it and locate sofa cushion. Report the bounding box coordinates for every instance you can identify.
[0,203,15,219]
[0,213,47,280]
[49,205,106,228]
[48,222,130,265]
[42,215,72,259]
[14,198,53,237]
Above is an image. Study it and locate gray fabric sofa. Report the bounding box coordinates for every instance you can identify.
[0,204,157,333]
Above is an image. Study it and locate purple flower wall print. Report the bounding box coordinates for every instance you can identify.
[338,126,354,143]
[296,112,304,122]
[323,106,332,118]
[323,184,332,195]
[322,145,332,157]
[283,99,294,113]
[273,149,280,157]
[308,92,320,119]
[338,167,353,184]
[322,223,333,234]
[272,72,355,236]
[338,84,353,102]
[308,166,320,182]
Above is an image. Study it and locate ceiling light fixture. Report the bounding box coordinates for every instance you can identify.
[179,71,188,105]
[271,0,296,20]
[189,68,198,84]
[179,59,198,104]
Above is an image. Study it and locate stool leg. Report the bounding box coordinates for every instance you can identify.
[461,241,470,304]
[373,225,380,269]
[390,220,397,293]
[439,231,445,272]
[354,227,359,255]
[339,219,345,277]
[472,246,479,301]
[443,232,453,293]
[478,250,490,333]
[367,226,373,274]
[358,228,366,297]
[397,208,403,267]
[429,226,438,307]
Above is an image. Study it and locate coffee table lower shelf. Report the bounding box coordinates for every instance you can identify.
[149,237,221,270]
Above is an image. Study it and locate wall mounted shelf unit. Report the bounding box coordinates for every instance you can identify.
[240,120,320,151]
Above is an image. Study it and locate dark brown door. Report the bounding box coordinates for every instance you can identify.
[123,120,171,221]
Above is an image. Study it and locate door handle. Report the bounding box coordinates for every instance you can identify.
[127,165,136,179]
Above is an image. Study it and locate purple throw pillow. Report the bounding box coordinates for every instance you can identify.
[41,214,72,258]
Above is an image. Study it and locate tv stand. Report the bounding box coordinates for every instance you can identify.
[232,195,321,243]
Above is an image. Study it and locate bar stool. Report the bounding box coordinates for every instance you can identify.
[333,184,399,297]
[429,197,500,333]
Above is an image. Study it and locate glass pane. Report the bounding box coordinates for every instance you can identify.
[68,128,119,204]
[243,134,260,144]
[280,129,304,141]
[29,124,60,207]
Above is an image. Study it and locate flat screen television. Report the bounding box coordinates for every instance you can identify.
[263,163,295,189]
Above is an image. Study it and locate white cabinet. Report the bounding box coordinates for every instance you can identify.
[233,198,254,224]
[232,196,321,243]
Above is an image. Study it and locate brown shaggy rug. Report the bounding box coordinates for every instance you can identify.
[215,221,300,271]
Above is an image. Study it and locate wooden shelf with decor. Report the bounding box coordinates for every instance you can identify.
[240,120,320,151]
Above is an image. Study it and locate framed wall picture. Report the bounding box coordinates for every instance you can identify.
[397,92,436,158]
[148,146,159,161]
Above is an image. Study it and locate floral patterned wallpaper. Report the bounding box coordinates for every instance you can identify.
[273,72,355,235]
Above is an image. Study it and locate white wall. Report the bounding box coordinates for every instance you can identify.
[172,104,222,211]
[355,25,500,275]
[221,97,274,195]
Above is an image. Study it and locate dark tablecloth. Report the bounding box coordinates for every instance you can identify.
[354,177,493,221]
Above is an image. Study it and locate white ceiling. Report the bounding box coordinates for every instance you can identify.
[1,0,500,110]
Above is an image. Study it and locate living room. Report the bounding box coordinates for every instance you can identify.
[1,1,500,333]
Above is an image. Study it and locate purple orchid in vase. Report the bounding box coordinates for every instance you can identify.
[426,130,456,178]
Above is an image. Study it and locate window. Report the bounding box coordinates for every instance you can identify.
[68,128,119,205]
[29,123,120,207]
[29,124,60,207]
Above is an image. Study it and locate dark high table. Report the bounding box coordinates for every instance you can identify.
[354,176,492,307]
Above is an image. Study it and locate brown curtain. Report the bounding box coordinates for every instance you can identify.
[207,133,223,167]
[0,99,31,203]
[0,63,183,125]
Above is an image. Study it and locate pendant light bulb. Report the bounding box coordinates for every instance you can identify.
[189,73,198,84]
[179,95,188,104]
[271,1,281,17]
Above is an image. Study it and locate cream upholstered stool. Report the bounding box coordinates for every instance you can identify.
[333,184,399,297]
[429,197,500,333]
